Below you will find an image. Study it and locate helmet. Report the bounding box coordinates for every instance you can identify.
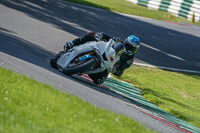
[123,35,140,56]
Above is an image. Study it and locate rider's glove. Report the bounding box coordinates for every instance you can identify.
[112,37,123,43]
[94,32,103,41]
[64,41,74,52]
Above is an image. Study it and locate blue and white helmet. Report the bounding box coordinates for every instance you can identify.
[123,35,140,56]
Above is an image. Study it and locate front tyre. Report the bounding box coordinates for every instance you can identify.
[63,58,96,75]
[50,56,60,69]
[50,51,64,69]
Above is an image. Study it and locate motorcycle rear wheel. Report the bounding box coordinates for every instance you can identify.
[63,58,96,75]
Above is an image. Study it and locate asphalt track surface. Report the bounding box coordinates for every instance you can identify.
[0,0,200,132]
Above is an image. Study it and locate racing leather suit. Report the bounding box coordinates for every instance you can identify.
[67,32,134,85]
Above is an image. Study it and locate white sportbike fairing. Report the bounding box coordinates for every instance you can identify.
[51,39,120,75]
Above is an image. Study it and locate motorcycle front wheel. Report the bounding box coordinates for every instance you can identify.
[50,51,64,69]
[63,57,96,75]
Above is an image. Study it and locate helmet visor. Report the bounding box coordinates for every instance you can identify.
[124,41,138,55]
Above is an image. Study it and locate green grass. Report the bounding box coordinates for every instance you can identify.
[116,65,200,128]
[0,66,157,133]
[64,0,200,25]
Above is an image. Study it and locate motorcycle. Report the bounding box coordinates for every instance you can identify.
[50,39,124,76]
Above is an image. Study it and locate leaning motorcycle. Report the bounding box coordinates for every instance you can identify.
[50,39,124,76]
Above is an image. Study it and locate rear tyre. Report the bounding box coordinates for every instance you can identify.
[63,58,96,75]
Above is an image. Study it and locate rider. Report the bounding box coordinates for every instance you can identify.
[64,32,140,85]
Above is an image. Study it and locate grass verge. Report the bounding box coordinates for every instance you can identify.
[116,65,200,128]
[0,66,157,133]
[64,0,200,25]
